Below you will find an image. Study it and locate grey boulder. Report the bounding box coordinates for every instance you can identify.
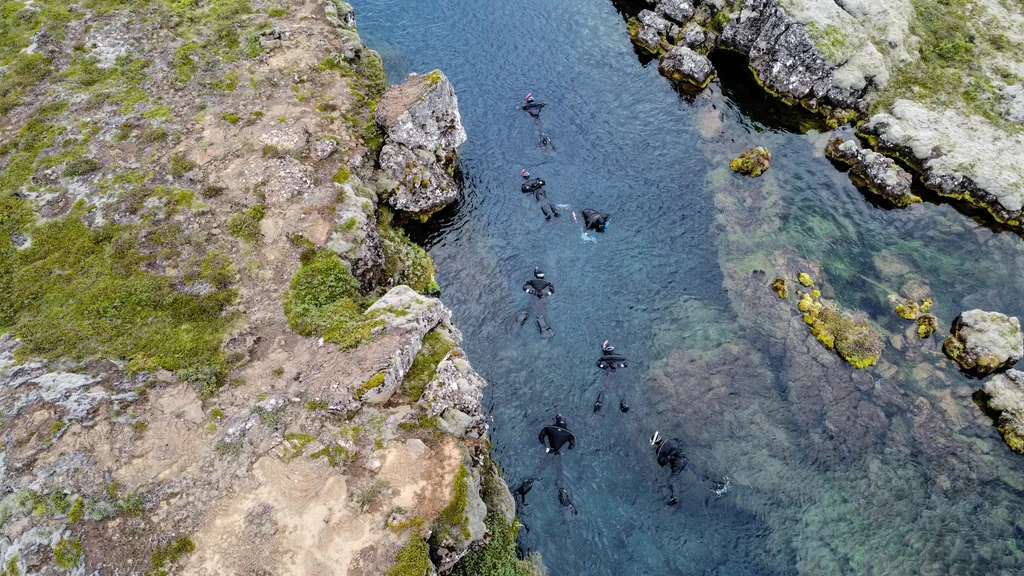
[943,309,1023,375]
[658,45,717,88]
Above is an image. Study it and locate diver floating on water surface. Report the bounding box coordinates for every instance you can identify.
[581,209,610,233]
[651,431,687,506]
[521,169,560,221]
[594,340,630,413]
[515,414,577,515]
[517,267,555,339]
[520,93,554,151]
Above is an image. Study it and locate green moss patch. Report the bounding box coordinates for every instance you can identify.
[282,249,381,349]
[322,49,387,153]
[147,536,195,576]
[388,536,431,576]
[431,463,470,545]
[401,330,456,401]
[53,537,83,569]
[0,204,237,378]
[379,209,439,295]
[451,512,543,576]
[356,372,386,400]
[228,203,266,243]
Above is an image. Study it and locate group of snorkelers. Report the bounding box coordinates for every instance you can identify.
[511,95,701,528]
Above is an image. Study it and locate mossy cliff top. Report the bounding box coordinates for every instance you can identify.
[0,0,518,574]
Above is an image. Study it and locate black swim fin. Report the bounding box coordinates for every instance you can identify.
[593,390,604,413]
[537,316,554,339]
[558,487,578,516]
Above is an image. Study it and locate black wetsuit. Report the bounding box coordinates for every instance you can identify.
[522,101,546,118]
[515,419,577,514]
[656,438,687,504]
[521,181,559,220]
[519,277,555,338]
[582,209,610,232]
[594,352,629,412]
[538,424,576,453]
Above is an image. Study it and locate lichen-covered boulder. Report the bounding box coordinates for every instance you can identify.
[943,310,1023,375]
[628,10,677,54]
[825,137,919,207]
[375,70,466,216]
[679,22,718,55]
[730,147,771,177]
[359,286,454,404]
[658,45,716,89]
[655,0,694,24]
[421,355,487,438]
[981,370,1024,454]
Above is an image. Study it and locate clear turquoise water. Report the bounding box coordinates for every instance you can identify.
[351,0,1024,574]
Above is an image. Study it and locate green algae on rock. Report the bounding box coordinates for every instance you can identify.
[771,278,788,298]
[981,370,1024,454]
[917,313,938,339]
[806,304,884,369]
[729,147,771,177]
[943,309,1023,375]
[797,272,813,287]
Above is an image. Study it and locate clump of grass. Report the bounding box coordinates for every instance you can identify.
[228,204,266,243]
[387,536,431,576]
[68,497,84,524]
[220,112,241,125]
[210,70,240,92]
[282,432,317,461]
[62,157,102,177]
[0,54,53,116]
[282,249,381,349]
[351,478,389,512]
[310,444,353,467]
[169,151,197,177]
[332,166,351,184]
[401,330,456,401]
[53,538,83,569]
[262,144,286,159]
[147,536,195,576]
[305,399,328,411]
[201,184,226,198]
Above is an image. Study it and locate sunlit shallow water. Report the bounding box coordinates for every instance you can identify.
[350,0,1024,574]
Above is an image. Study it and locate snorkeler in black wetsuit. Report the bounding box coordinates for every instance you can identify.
[581,209,610,233]
[593,340,630,413]
[521,169,560,221]
[514,414,577,514]
[521,93,554,151]
[651,431,687,506]
[517,267,555,339]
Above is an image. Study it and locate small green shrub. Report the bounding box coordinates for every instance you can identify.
[388,536,431,576]
[351,478,389,512]
[62,157,102,177]
[220,112,241,124]
[228,204,266,243]
[53,538,83,569]
[169,151,196,177]
[68,497,84,524]
[147,536,195,576]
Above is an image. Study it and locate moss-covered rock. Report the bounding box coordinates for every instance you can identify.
[770,278,788,298]
[729,147,771,177]
[917,314,938,339]
[981,370,1024,455]
[805,303,884,369]
[943,309,1023,375]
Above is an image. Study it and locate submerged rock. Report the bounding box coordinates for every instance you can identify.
[981,370,1024,454]
[658,45,716,88]
[730,147,771,177]
[375,70,466,216]
[917,314,938,339]
[943,310,1023,376]
[771,278,788,299]
[805,303,884,369]
[825,137,919,207]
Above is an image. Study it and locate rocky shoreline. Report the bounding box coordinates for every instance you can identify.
[0,0,529,574]
[629,0,1024,233]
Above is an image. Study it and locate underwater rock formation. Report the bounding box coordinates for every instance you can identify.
[943,309,1023,375]
[376,70,467,216]
[658,45,717,88]
[806,303,884,370]
[825,137,919,207]
[730,147,771,176]
[981,369,1024,454]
